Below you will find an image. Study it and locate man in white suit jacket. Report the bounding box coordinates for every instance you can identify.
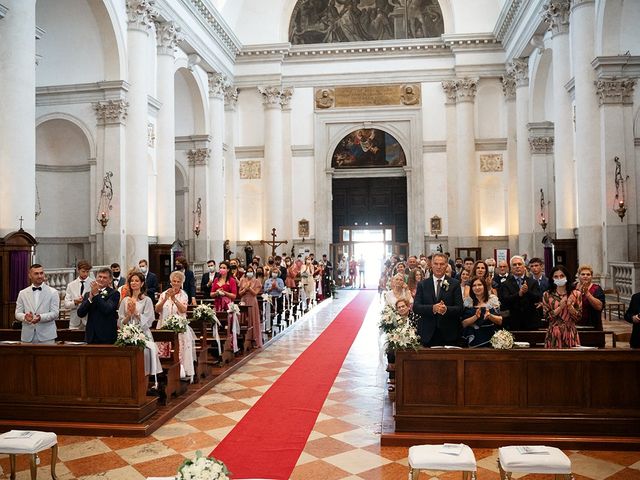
[15,263,60,343]
[63,259,94,330]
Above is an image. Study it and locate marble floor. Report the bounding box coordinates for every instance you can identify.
[1,290,638,479]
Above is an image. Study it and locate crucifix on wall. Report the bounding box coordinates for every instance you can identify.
[260,228,288,257]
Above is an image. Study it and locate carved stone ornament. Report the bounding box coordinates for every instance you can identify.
[480,154,504,172]
[224,85,239,109]
[529,136,554,154]
[280,87,294,110]
[455,78,478,103]
[595,78,637,106]
[501,72,517,99]
[441,80,457,104]
[187,148,210,166]
[156,21,182,55]
[258,86,283,108]
[208,72,229,98]
[400,84,420,105]
[507,58,529,87]
[94,100,129,125]
[541,0,571,35]
[315,88,335,109]
[147,123,155,148]
[126,0,157,31]
[239,160,261,179]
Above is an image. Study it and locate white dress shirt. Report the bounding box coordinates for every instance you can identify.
[64,276,94,330]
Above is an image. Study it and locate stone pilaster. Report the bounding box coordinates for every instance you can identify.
[502,69,518,250]
[208,73,228,260]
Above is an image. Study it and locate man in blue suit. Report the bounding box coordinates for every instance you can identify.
[78,267,120,344]
[413,252,464,346]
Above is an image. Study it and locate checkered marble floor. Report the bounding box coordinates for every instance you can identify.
[1,290,638,480]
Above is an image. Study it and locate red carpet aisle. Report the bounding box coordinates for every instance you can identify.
[212,291,375,479]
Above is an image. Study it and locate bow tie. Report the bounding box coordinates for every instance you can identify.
[32,287,42,291]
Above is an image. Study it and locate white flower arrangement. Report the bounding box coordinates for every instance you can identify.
[176,451,231,480]
[227,303,240,315]
[115,323,147,348]
[386,320,421,352]
[194,304,219,325]
[379,305,400,333]
[163,314,190,333]
[490,329,514,349]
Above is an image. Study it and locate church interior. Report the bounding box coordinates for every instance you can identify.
[1,0,640,478]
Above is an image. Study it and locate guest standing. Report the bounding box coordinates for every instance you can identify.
[15,263,59,344]
[623,292,640,348]
[210,261,238,312]
[461,277,502,348]
[576,264,605,330]
[138,259,159,303]
[300,256,316,308]
[110,263,125,289]
[542,265,582,349]
[175,256,196,305]
[407,267,424,299]
[200,260,217,300]
[63,259,94,330]
[238,266,263,348]
[498,255,542,330]
[384,273,413,308]
[78,267,120,344]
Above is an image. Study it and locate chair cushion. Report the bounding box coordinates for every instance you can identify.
[0,431,57,454]
[499,446,571,474]
[408,444,477,471]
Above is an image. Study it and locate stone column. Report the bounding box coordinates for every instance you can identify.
[542,0,576,240]
[208,73,228,261]
[280,87,294,243]
[501,72,519,251]
[528,123,555,258]
[93,100,128,265]
[509,58,534,257]
[125,0,155,267]
[0,0,36,236]
[454,78,478,247]
[187,146,211,262]
[441,81,458,252]
[595,78,637,264]
[224,86,239,245]
[155,20,181,245]
[258,86,285,241]
[571,0,602,274]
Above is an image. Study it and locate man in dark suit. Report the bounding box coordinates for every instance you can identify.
[493,259,510,289]
[528,257,549,292]
[110,262,125,289]
[498,255,542,331]
[138,259,159,303]
[78,267,120,344]
[413,252,464,346]
[623,293,640,348]
[200,259,217,299]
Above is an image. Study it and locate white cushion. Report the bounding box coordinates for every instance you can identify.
[499,446,571,474]
[408,444,477,471]
[0,431,57,455]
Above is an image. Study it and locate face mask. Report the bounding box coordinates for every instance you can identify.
[245,272,254,278]
[455,263,462,269]
[554,278,567,287]
[230,265,237,270]
[257,271,264,276]
[488,266,495,274]
[208,266,216,273]
[271,272,279,278]
[139,266,148,274]
[112,271,120,278]
[175,264,183,270]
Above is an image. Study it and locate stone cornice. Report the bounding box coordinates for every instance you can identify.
[126,0,157,32]
[494,0,527,43]
[0,4,8,19]
[595,78,637,106]
[175,134,211,150]
[36,164,91,173]
[182,0,241,59]
[155,20,182,56]
[592,55,640,79]
[442,33,502,53]
[235,146,264,159]
[476,138,508,151]
[423,141,447,153]
[36,81,128,106]
[291,145,314,157]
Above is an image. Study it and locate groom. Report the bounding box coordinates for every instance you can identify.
[77,267,120,344]
[413,252,463,346]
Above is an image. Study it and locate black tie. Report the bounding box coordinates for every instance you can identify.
[80,281,85,296]
[436,279,442,298]
[32,287,42,291]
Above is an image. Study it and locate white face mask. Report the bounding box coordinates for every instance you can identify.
[245,272,254,278]
[554,277,567,287]
[208,266,216,273]
[139,266,148,274]
[271,272,279,278]
[488,266,495,274]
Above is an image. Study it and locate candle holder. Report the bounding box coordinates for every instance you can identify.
[613,156,628,221]
[193,197,202,237]
[538,188,548,231]
[96,171,113,230]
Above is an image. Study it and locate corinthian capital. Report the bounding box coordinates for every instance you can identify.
[224,85,239,110]
[455,78,478,103]
[441,80,457,104]
[595,78,637,106]
[280,87,294,110]
[507,58,529,87]
[156,21,182,56]
[529,136,554,154]
[258,86,283,108]
[126,0,157,32]
[187,148,211,166]
[501,72,517,100]
[208,72,229,99]
[93,100,129,125]
[541,0,571,35]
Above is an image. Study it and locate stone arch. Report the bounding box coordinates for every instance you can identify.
[174,66,208,136]
[596,0,640,56]
[330,127,406,169]
[529,47,554,122]
[36,113,96,159]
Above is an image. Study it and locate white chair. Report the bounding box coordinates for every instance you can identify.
[498,445,574,480]
[408,444,477,480]
[0,430,58,480]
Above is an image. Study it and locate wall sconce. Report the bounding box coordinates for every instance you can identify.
[193,197,202,237]
[613,156,628,221]
[538,188,548,231]
[96,171,113,230]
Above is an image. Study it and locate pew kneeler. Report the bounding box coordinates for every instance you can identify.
[498,446,574,480]
[0,430,58,480]
[408,444,477,480]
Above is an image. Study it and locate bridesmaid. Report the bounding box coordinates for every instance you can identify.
[210,261,238,312]
[238,265,263,349]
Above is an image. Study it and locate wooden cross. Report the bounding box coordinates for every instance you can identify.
[18,216,24,230]
[260,228,288,257]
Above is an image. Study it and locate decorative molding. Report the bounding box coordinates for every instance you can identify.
[476,138,508,151]
[0,4,8,19]
[93,99,128,125]
[595,78,637,106]
[592,55,640,79]
[529,136,554,154]
[147,94,162,114]
[36,81,128,106]
[423,141,447,153]
[37,236,92,245]
[635,138,640,148]
[501,71,516,99]
[441,80,457,104]
[480,154,504,172]
[235,146,264,159]
[541,0,571,36]
[187,148,210,166]
[258,86,284,108]
[126,0,157,32]
[185,0,242,58]
[507,57,529,87]
[495,0,526,43]
[455,78,478,103]
[224,85,238,109]
[280,86,294,110]
[155,20,182,55]
[208,72,229,99]
[291,145,314,157]
[147,123,156,147]
[442,33,502,53]
[239,160,261,179]
[175,134,210,150]
[36,164,91,173]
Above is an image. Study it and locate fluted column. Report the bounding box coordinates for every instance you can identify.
[155,20,181,245]
[125,0,155,267]
[441,81,458,251]
[571,0,602,274]
[0,0,36,236]
[258,86,285,240]
[542,0,576,240]
[208,73,228,260]
[509,58,534,257]
[501,72,519,251]
[595,78,637,263]
[454,78,478,247]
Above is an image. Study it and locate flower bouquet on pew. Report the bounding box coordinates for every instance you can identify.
[163,314,190,333]
[227,303,240,315]
[176,451,231,480]
[379,304,400,333]
[115,323,147,348]
[386,320,421,352]
[490,329,514,349]
[194,304,219,326]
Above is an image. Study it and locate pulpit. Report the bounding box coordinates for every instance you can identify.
[0,230,37,328]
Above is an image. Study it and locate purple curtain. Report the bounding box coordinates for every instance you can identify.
[543,246,553,278]
[10,251,30,301]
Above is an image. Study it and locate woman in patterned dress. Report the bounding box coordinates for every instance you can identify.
[542,265,582,348]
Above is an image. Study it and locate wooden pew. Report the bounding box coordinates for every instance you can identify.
[512,329,612,348]
[151,330,181,403]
